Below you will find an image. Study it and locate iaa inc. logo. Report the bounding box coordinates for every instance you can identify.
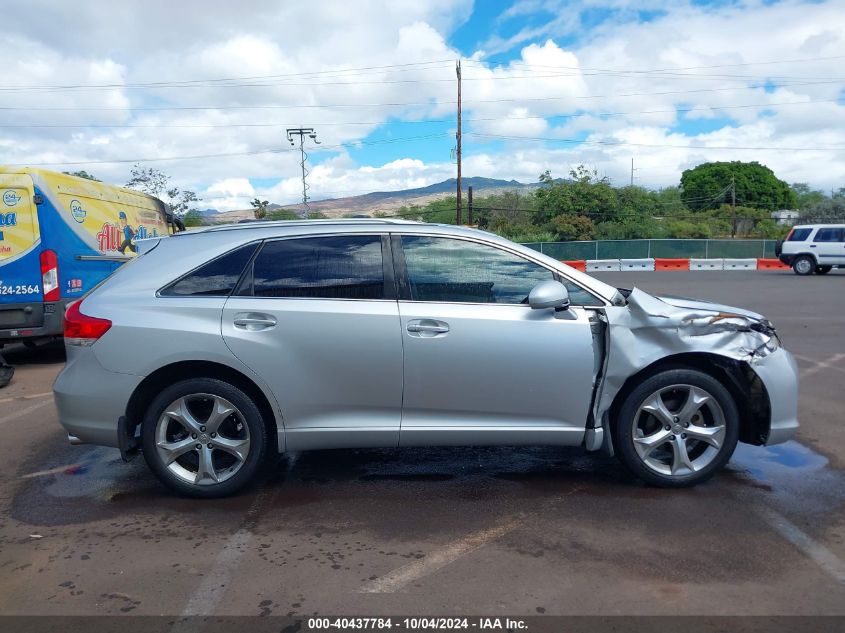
[3,190,21,206]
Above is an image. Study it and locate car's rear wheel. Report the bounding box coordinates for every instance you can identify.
[613,369,739,487]
[792,255,815,275]
[141,378,267,498]
[816,265,832,274]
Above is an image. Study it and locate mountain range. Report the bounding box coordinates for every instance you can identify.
[203,177,536,223]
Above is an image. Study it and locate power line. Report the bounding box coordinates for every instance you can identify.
[467,132,845,152]
[1,98,839,129]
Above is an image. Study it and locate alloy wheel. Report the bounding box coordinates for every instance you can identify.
[155,393,251,486]
[631,384,726,477]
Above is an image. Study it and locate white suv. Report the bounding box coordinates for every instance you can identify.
[776,224,845,275]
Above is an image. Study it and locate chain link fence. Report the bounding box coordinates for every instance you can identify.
[522,239,780,260]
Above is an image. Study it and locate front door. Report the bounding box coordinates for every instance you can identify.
[394,235,598,447]
[222,234,403,450]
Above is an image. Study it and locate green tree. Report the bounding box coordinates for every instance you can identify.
[801,198,845,222]
[267,209,300,220]
[535,167,617,225]
[549,214,595,240]
[63,170,100,181]
[790,183,827,210]
[125,164,200,217]
[250,198,270,219]
[182,209,205,227]
[680,161,796,211]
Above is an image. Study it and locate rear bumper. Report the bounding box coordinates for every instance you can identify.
[53,345,143,448]
[754,347,800,445]
[0,300,69,344]
[778,254,795,266]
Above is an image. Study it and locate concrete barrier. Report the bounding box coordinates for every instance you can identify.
[689,258,724,271]
[620,258,655,271]
[562,259,587,272]
[586,259,621,272]
[723,258,758,270]
[757,258,790,270]
[654,258,689,271]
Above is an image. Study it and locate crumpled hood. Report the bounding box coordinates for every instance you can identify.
[652,293,767,323]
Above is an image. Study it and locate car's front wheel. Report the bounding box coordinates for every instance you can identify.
[141,378,267,498]
[613,369,739,487]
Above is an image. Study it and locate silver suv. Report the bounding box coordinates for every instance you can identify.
[54,220,799,497]
[776,224,845,275]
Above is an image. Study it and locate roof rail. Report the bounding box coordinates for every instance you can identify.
[181,218,422,234]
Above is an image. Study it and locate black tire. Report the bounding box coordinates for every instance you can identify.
[792,255,816,275]
[816,265,832,274]
[141,378,267,498]
[613,368,740,488]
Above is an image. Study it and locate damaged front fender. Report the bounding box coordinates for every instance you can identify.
[589,288,797,454]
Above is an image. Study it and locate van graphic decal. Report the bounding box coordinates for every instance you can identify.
[2,191,21,206]
[70,199,87,223]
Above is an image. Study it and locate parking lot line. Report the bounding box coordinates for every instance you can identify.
[0,399,51,426]
[358,517,522,594]
[793,353,845,376]
[0,391,53,405]
[757,506,845,586]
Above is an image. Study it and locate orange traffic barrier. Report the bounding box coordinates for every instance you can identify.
[654,258,689,271]
[757,258,789,270]
[562,259,586,271]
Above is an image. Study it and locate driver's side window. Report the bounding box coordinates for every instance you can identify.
[400,236,553,304]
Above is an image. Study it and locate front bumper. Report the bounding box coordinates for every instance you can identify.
[53,345,143,448]
[753,346,800,445]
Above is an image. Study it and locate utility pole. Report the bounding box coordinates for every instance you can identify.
[630,157,636,186]
[730,176,737,238]
[467,186,473,225]
[286,127,320,219]
[456,59,462,225]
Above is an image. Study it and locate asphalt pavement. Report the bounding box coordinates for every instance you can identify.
[0,270,844,617]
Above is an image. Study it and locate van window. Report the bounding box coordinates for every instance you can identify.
[161,243,258,296]
[813,228,844,242]
[787,228,812,241]
[246,235,386,300]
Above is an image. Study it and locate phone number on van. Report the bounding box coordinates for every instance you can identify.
[0,284,40,295]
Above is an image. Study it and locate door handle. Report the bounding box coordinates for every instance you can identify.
[233,313,277,331]
[407,320,449,336]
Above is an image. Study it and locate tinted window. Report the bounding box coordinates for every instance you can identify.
[813,228,843,242]
[401,236,602,306]
[787,228,812,241]
[161,243,258,297]
[248,235,385,299]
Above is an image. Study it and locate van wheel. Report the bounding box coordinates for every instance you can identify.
[792,255,815,275]
[141,378,267,498]
[816,265,832,274]
[613,369,739,487]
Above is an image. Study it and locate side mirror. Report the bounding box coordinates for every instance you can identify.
[528,280,570,311]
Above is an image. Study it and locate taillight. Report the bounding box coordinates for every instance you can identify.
[40,249,60,302]
[785,228,795,242]
[63,300,111,346]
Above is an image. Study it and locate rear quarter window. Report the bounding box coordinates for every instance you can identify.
[160,243,258,297]
[787,228,812,241]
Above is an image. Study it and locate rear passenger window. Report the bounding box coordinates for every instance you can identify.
[787,228,812,241]
[813,228,844,242]
[245,235,386,299]
[161,243,258,297]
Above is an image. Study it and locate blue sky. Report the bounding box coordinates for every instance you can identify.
[3,0,845,209]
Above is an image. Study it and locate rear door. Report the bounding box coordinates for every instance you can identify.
[222,234,403,450]
[0,174,42,311]
[811,227,845,265]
